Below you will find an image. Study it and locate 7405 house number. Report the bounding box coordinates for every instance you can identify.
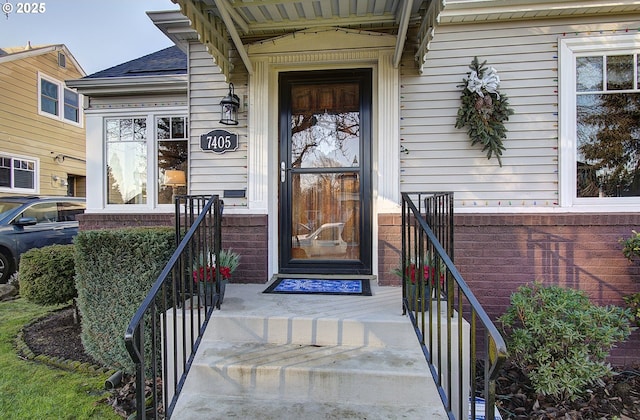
[200,129,238,154]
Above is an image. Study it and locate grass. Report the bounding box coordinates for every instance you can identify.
[0,298,119,419]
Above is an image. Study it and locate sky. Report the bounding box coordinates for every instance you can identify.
[0,0,180,75]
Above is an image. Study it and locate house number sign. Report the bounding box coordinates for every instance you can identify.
[200,129,238,154]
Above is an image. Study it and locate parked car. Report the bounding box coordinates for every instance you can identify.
[0,196,85,283]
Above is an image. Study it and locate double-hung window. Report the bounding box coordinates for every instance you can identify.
[38,72,82,126]
[559,35,640,208]
[104,115,188,207]
[0,155,37,193]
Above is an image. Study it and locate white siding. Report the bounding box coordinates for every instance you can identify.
[400,15,640,210]
[188,42,249,210]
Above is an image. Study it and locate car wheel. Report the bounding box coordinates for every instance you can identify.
[0,252,14,284]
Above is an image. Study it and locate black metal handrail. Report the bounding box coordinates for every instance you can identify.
[401,192,507,420]
[125,195,224,419]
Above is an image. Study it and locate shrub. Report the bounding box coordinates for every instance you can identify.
[19,244,76,306]
[74,227,174,373]
[624,292,640,326]
[498,282,634,402]
[620,230,640,261]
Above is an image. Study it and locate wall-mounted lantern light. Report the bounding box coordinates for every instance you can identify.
[219,83,240,125]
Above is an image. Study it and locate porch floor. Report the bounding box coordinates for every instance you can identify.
[171,282,447,419]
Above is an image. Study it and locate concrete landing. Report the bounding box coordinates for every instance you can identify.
[170,283,448,419]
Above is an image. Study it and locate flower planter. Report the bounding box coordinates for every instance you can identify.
[198,279,227,306]
[406,283,431,312]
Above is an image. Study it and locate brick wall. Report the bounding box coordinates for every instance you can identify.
[379,212,640,366]
[378,213,403,286]
[221,215,269,284]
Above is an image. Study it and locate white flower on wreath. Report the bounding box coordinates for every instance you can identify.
[466,67,501,99]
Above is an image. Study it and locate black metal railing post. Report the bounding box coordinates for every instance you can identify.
[401,192,507,420]
[125,194,224,419]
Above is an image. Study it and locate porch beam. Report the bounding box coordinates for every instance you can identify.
[214,0,254,76]
[415,0,444,73]
[393,0,414,68]
[213,0,249,34]
[173,0,233,81]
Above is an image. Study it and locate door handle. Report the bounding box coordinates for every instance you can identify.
[281,161,286,183]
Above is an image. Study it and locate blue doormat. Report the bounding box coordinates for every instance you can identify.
[263,278,372,296]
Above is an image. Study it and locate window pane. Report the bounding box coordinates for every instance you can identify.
[171,117,185,138]
[40,79,58,115]
[120,119,133,141]
[577,92,640,197]
[158,140,188,204]
[58,201,86,221]
[576,56,603,92]
[157,118,170,139]
[607,55,633,90]
[24,203,57,223]
[63,89,79,122]
[0,167,9,187]
[134,119,146,141]
[14,168,34,189]
[106,119,119,141]
[107,141,147,204]
[64,105,78,122]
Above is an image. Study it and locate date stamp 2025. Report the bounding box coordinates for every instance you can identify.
[2,2,47,15]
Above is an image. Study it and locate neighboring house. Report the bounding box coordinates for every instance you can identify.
[70,2,640,364]
[0,43,86,197]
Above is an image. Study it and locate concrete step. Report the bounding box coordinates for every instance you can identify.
[171,394,447,420]
[172,394,448,420]
[170,284,450,419]
[179,341,440,405]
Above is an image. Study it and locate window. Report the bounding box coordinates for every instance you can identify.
[559,36,640,208]
[0,155,37,192]
[104,115,188,207]
[157,116,188,205]
[106,118,148,204]
[38,73,82,125]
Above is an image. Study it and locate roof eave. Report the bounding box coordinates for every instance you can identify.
[440,0,640,24]
[65,74,188,96]
[0,44,86,76]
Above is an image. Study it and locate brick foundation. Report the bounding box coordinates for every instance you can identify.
[378,212,640,366]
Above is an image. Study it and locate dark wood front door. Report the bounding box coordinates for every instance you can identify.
[278,69,372,275]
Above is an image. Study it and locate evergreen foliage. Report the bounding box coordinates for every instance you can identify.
[455,57,514,166]
[74,227,174,373]
[498,282,634,402]
[19,244,77,306]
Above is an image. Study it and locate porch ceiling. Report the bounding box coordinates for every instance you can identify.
[170,0,441,80]
[168,0,640,81]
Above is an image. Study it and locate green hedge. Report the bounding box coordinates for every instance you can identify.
[19,244,77,306]
[74,227,174,373]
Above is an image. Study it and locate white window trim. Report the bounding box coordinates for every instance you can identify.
[558,34,640,211]
[37,72,83,127]
[0,152,39,194]
[98,110,188,212]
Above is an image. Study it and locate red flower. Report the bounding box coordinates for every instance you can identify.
[192,265,233,283]
[405,263,445,287]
